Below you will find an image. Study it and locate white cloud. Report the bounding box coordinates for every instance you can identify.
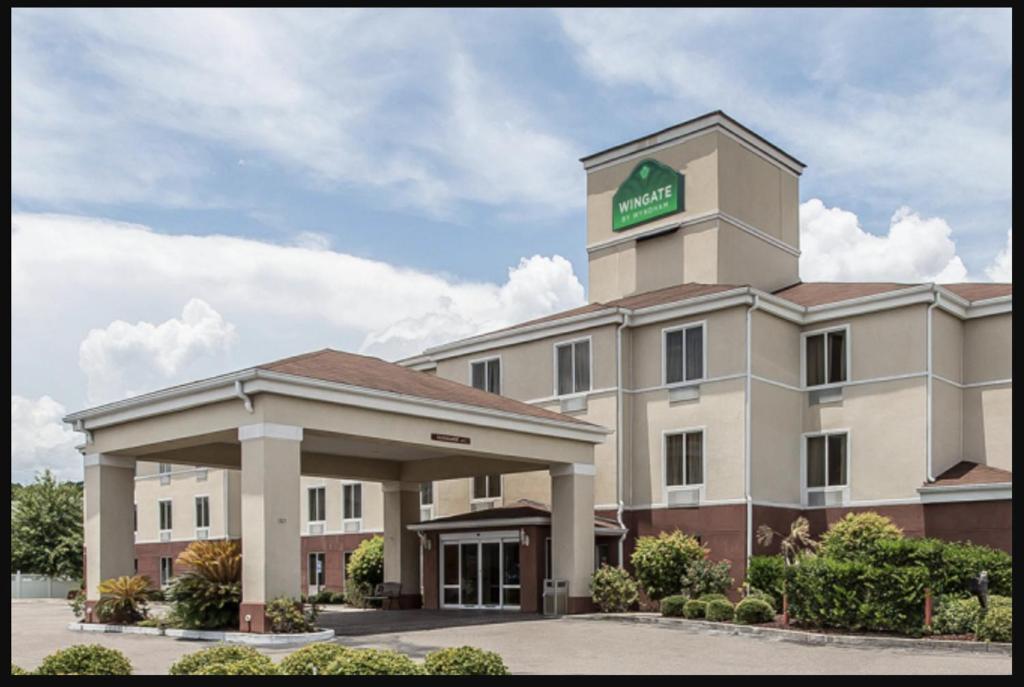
[799,199,968,283]
[11,395,82,483]
[79,299,238,404]
[984,229,1012,282]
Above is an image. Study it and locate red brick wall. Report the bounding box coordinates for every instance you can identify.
[300,532,378,594]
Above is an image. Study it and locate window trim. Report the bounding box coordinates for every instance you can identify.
[468,355,503,395]
[157,498,173,534]
[661,426,707,503]
[552,335,593,397]
[800,324,851,389]
[341,480,363,529]
[159,556,174,588]
[661,320,708,386]
[470,474,503,503]
[800,429,851,506]
[193,494,210,530]
[307,485,327,526]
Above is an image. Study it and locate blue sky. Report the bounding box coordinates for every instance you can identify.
[10,8,1013,482]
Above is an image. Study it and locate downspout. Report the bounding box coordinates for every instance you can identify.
[744,292,761,569]
[615,310,630,568]
[234,379,254,413]
[926,289,940,482]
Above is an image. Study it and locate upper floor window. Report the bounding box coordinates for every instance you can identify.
[665,323,705,384]
[805,432,848,493]
[555,339,591,396]
[195,496,210,529]
[472,474,502,500]
[419,482,433,507]
[804,327,847,387]
[665,430,704,487]
[308,486,326,522]
[470,357,501,394]
[343,483,362,520]
[158,463,172,474]
[159,499,172,531]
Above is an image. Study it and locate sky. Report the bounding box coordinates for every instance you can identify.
[10,8,1013,483]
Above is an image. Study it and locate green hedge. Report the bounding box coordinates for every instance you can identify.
[11,664,29,676]
[735,598,775,624]
[169,645,267,675]
[35,645,132,675]
[278,643,349,675]
[705,599,734,622]
[424,646,509,675]
[659,595,687,617]
[976,606,1012,643]
[857,538,1011,597]
[683,600,707,619]
[325,648,424,675]
[933,595,1011,636]
[194,659,278,675]
[746,555,785,611]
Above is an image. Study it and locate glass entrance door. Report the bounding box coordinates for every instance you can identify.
[441,537,520,610]
[308,552,325,595]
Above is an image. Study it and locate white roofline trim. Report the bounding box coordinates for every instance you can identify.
[408,516,627,533]
[918,482,1011,504]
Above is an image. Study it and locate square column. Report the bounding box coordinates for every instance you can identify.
[550,463,595,614]
[83,453,136,620]
[382,481,422,609]
[238,423,303,632]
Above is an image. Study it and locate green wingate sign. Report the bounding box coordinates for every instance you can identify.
[612,158,684,232]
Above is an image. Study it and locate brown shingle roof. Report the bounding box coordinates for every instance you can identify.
[422,503,624,531]
[604,282,741,309]
[772,282,918,307]
[927,461,1012,487]
[941,283,1012,302]
[258,349,593,426]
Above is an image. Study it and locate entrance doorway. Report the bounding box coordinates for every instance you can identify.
[440,532,520,610]
[308,552,325,595]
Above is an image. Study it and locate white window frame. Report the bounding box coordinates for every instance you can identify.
[159,556,174,588]
[194,494,210,536]
[158,462,172,485]
[419,481,435,520]
[468,355,503,395]
[661,426,707,503]
[307,485,327,531]
[800,429,851,506]
[342,481,363,530]
[470,474,503,503]
[158,498,173,536]
[552,335,593,397]
[800,324,851,389]
[661,320,708,386]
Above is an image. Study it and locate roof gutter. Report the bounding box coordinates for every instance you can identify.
[926,288,940,483]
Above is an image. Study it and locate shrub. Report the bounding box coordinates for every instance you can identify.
[860,537,1011,598]
[705,598,735,622]
[681,558,733,599]
[325,648,424,675]
[659,595,687,617]
[424,646,509,675]
[329,591,347,604]
[148,588,165,602]
[683,600,707,619]
[745,589,776,609]
[344,577,370,608]
[265,596,320,633]
[11,664,29,675]
[933,596,981,635]
[95,575,154,624]
[68,580,86,619]
[630,530,707,601]
[169,645,266,675]
[591,564,639,612]
[278,643,349,675]
[818,512,904,560]
[697,593,729,604]
[36,645,132,675]
[166,540,242,630]
[193,657,278,675]
[976,606,1012,643]
[136,606,184,629]
[746,555,785,610]
[347,536,384,600]
[735,598,775,624]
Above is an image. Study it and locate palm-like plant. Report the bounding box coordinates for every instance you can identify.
[96,575,154,623]
[167,540,242,629]
[756,516,818,566]
[176,540,241,583]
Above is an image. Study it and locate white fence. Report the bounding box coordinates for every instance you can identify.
[11,572,79,599]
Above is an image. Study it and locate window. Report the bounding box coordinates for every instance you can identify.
[595,542,612,571]
[133,504,137,532]
[555,339,591,396]
[159,557,174,587]
[665,430,704,487]
[470,357,501,394]
[343,552,354,581]
[133,559,138,575]
[806,433,848,491]
[195,496,210,529]
[665,323,704,384]
[420,482,433,507]
[805,328,847,387]
[158,463,172,474]
[158,500,172,531]
[343,483,362,520]
[308,486,326,522]
[472,474,502,500]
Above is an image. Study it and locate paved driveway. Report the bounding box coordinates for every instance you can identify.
[11,600,1011,675]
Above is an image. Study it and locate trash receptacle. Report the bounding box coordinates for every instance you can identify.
[543,579,568,616]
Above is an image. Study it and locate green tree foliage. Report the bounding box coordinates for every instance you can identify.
[630,530,707,601]
[11,470,83,578]
[817,512,904,560]
[345,535,384,605]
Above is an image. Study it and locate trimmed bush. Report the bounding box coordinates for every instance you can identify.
[325,648,424,675]
[746,555,785,611]
[735,598,775,624]
[328,591,347,604]
[11,664,29,675]
[933,596,981,635]
[346,536,384,607]
[194,658,279,675]
[266,596,318,633]
[591,564,639,612]
[818,512,904,560]
[36,645,132,675]
[278,643,349,675]
[630,530,707,601]
[697,593,729,604]
[169,645,266,675]
[682,600,707,619]
[659,595,687,617]
[681,558,733,599]
[745,589,776,609]
[705,598,735,622]
[166,540,242,629]
[862,537,1012,598]
[976,606,1012,643]
[424,646,509,675]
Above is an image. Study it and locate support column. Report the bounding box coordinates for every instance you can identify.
[382,481,422,609]
[550,463,595,614]
[83,453,136,621]
[238,423,302,632]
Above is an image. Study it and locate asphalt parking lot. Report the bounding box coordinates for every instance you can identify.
[11,599,1011,675]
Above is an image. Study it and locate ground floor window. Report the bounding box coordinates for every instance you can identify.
[159,557,173,587]
[441,536,520,609]
[805,431,848,506]
[308,552,325,594]
[595,542,612,570]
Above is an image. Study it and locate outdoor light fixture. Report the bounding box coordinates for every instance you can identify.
[520,528,530,546]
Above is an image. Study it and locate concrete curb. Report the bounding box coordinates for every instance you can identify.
[573,614,1013,656]
[67,623,335,647]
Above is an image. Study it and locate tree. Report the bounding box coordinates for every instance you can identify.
[11,470,84,579]
[756,516,817,566]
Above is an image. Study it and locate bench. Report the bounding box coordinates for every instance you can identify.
[365,582,403,610]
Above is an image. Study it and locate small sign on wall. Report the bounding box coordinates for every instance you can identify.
[431,433,470,445]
